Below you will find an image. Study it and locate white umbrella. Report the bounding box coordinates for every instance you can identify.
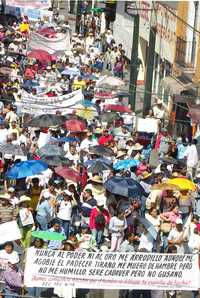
[96,76,125,88]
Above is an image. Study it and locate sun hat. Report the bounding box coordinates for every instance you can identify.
[8,187,15,193]
[140,171,152,180]
[0,193,11,200]
[116,150,126,159]
[63,189,73,197]
[132,143,143,151]
[90,175,103,184]
[18,195,31,204]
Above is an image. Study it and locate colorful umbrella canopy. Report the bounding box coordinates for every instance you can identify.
[104,176,146,198]
[28,49,56,62]
[89,145,114,157]
[39,144,65,157]
[6,160,48,179]
[27,114,66,128]
[32,231,65,241]
[151,183,180,191]
[0,144,25,156]
[64,119,86,132]
[37,27,56,37]
[96,76,125,88]
[84,158,113,167]
[55,166,82,183]
[76,105,98,120]
[41,156,73,167]
[167,178,196,191]
[113,159,140,170]
[104,104,132,113]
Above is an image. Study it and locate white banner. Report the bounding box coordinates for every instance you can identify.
[136,118,159,133]
[5,0,51,9]
[28,32,71,54]
[24,249,200,290]
[17,90,84,115]
[0,221,21,244]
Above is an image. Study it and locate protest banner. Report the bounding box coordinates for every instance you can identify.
[136,118,159,133]
[6,0,51,9]
[28,32,70,54]
[0,221,21,245]
[24,249,200,290]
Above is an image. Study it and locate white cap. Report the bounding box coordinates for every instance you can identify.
[63,189,72,196]
[176,218,183,225]
[43,192,50,199]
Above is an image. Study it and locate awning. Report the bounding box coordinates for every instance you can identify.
[161,76,194,96]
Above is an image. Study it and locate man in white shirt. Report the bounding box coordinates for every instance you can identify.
[184,139,199,179]
[0,121,8,143]
[80,131,98,152]
[153,98,168,121]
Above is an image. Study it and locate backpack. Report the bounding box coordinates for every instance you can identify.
[95,213,106,230]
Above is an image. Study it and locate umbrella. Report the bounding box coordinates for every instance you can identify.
[39,144,65,157]
[55,166,82,183]
[6,160,48,179]
[61,68,80,77]
[138,216,158,240]
[113,159,140,170]
[37,27,56,37]
[96,76,125,88]
[161,157,179,165]
[41,156,73,167]
[84,158,113,167]
[151,183,180,191]
[82,74,98,81]
[100,112,119,123]
[28,49,56,63]
[104,176,146,198]
[64,119,86,132]
[0,144,25,156]
[167,178,196,191]
[32,231,65,241]
[55,137,79,143]
[76,105,98,121]
[89,145,114,157]
[27,114,66,128]
[88,160,111,173]
[104,104,132,113]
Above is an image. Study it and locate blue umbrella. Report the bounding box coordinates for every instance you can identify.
[78,100,94,107]
[6,160,48,179]
[113,159,140,170]
[55,137,79,143]
[138,216,158,240]
[84,158,113,167]
[61,69,80,77]
[104,176,145,198]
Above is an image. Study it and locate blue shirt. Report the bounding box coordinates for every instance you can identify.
[37,200,53,223]
[47,227,66,250]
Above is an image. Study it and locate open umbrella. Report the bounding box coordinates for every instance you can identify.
[0,144,25,156]
[89,145,114,157]
[114,159,140,170]
[88,160,111,173]
[151,183,180,191]
[84,158,113,167]
[28,49,56,63]
[37,27,56,37]
[64,119,86,132]
[96,76,125,88]
[100,112,119,123]
[6,160,48,179]
[104,176,146,198]
[138,216,158,240]
[167,178,196,191]
[104,104,132,113]
[55,137,79,143]
[41,156,73,167]
[76,105,98,121]
[39,144,65,157]
[27,114,66,128]
[55,166,82,183]
[32,231,65,241]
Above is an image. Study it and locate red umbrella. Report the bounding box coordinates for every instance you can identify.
[55,166,82,183]
[28,49,56,63]
[104,104,132,113]
[64,119,86,132]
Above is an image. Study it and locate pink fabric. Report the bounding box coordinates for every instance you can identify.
[162,211,181,227]
[89,207,110,230]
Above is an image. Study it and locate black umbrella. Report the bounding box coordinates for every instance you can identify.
[41,156,73,167]
[0,144,25,156]
[27,114,66,128]
[89,145,114,157]
[38,144,65,157]
[104,176,146,198]
[88,160,111,173]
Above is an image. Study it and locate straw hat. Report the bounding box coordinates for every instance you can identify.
[90,175,103,184]
[140,171,152,180]
[116,150,126,159]
[132,143,143,151]
[94,127,103,134]
[63,189,73,197]
[0,193,11,200]
[18,195,31,204]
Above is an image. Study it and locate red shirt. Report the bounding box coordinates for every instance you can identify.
[98,135,114,145]
[89,207,110,230]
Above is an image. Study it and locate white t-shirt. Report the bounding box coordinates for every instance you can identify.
[168,228,185,254]
[57,200,72,221]
[0,128,8,143]
[188,233,200,253]
[0,249,19,264]
[184,144,198,168]
[145,213,161,232]
[138,233,154,252]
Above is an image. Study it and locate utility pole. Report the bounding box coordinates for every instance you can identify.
[129,14,140,111]
[75,0,81,33]
[191,1,199,66]
[143,10,157,116]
